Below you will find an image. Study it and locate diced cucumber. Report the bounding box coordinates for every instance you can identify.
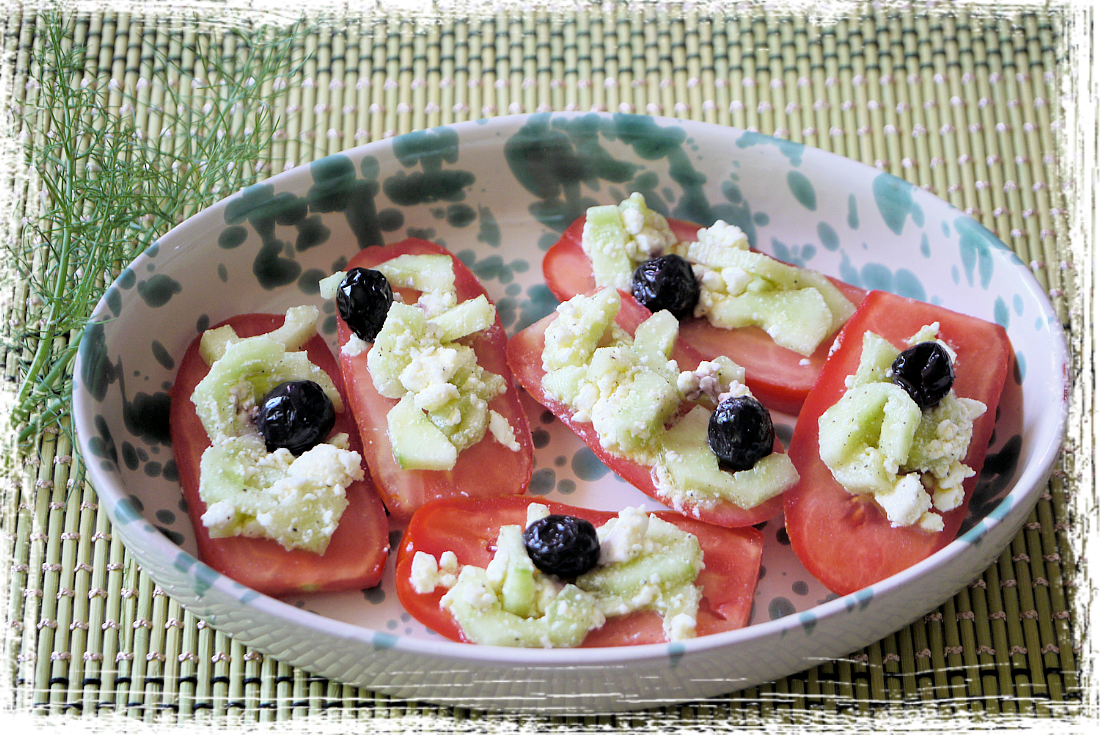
[631,310,679,379]
[427,391,490,453]
[318,270,346,299]
[577,524,700,598]
[542,288,621,371]
[590,369,680,454]
[849,332,900,388]
[442,567,597,648]
[199,325,240,366]
[198,435,351,554]
[817,382,921,494]
[387,393,458,471]
[657,406,799,509]
[376,253,455,294]
[707,288,832,356]
[494,525,539,618]
[368,302,429,399]
[199,306,321,365]
[582,204,633,290]
[799,270,858,332]
[429,294,495,342]
[542,365,587,405]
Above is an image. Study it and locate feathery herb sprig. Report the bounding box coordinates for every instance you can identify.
[7,12,310,443]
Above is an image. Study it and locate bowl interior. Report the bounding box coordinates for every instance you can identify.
[73,113,1067,666]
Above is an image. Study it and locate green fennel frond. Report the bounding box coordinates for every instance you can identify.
[6,11,314,444]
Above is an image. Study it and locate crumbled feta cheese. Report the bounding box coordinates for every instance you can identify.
[877,473,932,528]
[341,334,369,357]
[596,506,651,565]
[526,503,551,527]
[489,409,521,452]
[695,220,750,251]
[410,550,461,593]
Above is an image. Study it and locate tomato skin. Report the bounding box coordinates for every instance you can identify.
[337,239,533,521]
[169,314,389,597]
[542,215,868,415]
[783,290,1012,596]
[395,496,764,646]
[507,290,787,528]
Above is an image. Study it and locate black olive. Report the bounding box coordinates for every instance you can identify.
[891,341,954,408]
[707,395,775,472]
[255,380,336,455]
[336,267,393,342]
[630,254,700,319]
[523,514,601,579]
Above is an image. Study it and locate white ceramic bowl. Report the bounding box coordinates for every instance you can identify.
[72,113,1068,713]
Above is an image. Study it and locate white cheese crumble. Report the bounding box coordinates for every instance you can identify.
[489,409,522,451]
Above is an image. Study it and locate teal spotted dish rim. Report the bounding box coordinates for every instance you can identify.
[71,113,1068,702]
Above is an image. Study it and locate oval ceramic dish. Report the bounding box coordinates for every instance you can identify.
[72,113,1068,714]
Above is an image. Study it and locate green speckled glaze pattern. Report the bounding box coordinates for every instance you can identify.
[72,114,1067,708]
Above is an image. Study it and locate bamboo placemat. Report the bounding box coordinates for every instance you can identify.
[1,1,1089,728]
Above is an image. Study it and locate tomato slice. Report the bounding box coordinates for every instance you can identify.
[783,290,1012,596]
[542,215,868,415]
[395,496,764,646]
[336,239,533,521]
[507,289,787,527]
[170,313,389,596]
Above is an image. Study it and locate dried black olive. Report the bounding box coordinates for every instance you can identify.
[336,267,393,342]
[523,514,601,579]
[707,395,775,472]
[256,380,335,456]
[891,341,954,408]
[630,254,700,319]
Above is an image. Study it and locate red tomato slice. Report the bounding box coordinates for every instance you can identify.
[507,289,787,527]
[542,215,868,415]
[395,496,764,646]
[170,313,389,597]
[783,290,1012,596]
[337,239,533,521]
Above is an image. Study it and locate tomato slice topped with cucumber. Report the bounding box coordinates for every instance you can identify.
[170,313,390,597]
[395,496,764,646]
[507,289,793,528]
[335,239,534,521]
[783,290,1013,596]
[543,215,868,415]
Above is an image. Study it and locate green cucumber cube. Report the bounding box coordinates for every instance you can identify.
[582,204,633,290]
[387,393,458,471]
[707,288,832,356]
[429,294,495,342]
[377,254,455,293]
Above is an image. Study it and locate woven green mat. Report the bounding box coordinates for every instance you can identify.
[1,1,1088,727]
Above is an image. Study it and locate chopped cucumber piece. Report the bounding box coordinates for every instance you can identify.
[707,288,832,356]
[429,294,495,342]
[631,309,679,379]
[199,305,319,365]
[387,393,458,471]
[376,253,456,293]
[589,368,680,455]
[849,332,900,388]
[582,204,634,290]
[368,302,430,398]
[542,288,621,371]
[442,568,598,648]
[493,525,540,618]
[818,382,922,495]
